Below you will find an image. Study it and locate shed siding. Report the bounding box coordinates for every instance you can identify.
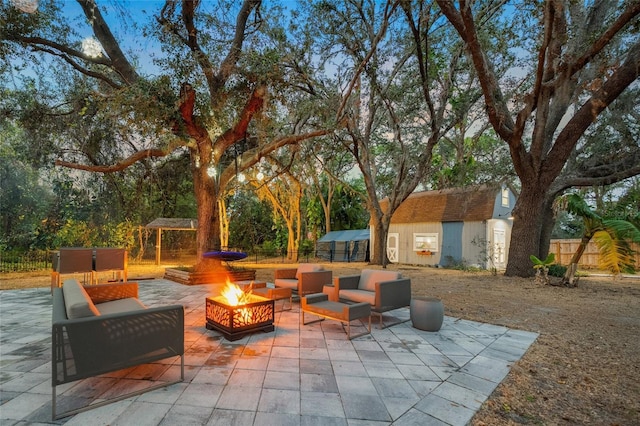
[461,221,488,267]
[385,221,491,267]
[389,222,442,265]
[491,190,515,219]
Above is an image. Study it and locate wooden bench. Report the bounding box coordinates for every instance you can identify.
[301,293,371,339]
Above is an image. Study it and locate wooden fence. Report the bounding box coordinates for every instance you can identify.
[549,239,640,270]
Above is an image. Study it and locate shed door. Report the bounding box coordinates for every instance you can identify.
[387,233,399,263]
[493,229,506,268]
[441,222,463,267]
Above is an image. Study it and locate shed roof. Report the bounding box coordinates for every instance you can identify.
[382,186,500,223]
[318,229,370,243]
[145,218,198,230]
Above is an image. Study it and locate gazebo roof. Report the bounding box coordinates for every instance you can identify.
[145,218,198,230]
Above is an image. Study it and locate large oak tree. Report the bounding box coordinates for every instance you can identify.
[437,0,640,276]
[1,0,335,268]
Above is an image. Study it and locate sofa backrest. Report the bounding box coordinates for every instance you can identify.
[62,279,100,319]
[358,269,402,292]
[296,263,324,280]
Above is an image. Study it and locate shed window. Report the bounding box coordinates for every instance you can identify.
[413,233,439,252]
[501,188,510,207]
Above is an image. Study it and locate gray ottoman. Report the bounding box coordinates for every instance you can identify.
[410,297,444,331]
[301,293,371,339]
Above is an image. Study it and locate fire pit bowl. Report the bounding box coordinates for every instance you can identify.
[205,294,274,341]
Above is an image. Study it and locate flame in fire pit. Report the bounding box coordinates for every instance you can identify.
[217,280,257,324]
[220,281,251,306]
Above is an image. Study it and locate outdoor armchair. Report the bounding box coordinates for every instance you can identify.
[334,268,411,328]
[274,263,332,298]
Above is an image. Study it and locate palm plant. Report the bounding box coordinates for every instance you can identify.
[530,253,555,285]
[556,194,640,286]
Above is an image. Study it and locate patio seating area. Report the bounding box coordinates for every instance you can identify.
[0,278,538,425]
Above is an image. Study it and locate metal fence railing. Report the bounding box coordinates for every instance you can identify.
[0,250,157,273]
[0,246,367,273]
[0,251,52,273]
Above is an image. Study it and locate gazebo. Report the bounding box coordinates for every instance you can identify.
[145,218,197,265]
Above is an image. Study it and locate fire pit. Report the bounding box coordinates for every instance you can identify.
[205,283,274,341]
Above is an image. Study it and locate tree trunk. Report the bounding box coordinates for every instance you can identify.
[538,197,557,262]
[562,234,592,286]
[324,204,331,235]
[193,164,220,271]
[504,184,547,277]
[370,216,390,267]
[218,198,229,249]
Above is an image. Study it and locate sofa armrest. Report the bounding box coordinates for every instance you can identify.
[84,282,138,304]
[299,270,332,296]
[302,293,329,306]
[53,304,184,385]
[375,278,412,311]
[334,275,360,291]
[274,268,297,279]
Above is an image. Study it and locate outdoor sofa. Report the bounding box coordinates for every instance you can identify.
[51,279,184,419]
[333,268,411,328]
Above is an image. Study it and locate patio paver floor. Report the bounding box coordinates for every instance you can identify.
[0,279,537,425]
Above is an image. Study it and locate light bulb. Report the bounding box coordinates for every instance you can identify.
[82,37,102,58]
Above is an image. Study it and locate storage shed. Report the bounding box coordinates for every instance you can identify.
[316,229,370,262]
[372,185,515,269]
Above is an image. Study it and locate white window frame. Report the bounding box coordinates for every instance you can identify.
[501,188,510,207]
[413,233,439,252]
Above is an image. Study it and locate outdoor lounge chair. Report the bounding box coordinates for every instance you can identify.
[334,268,411,328]
[51,279,184,419]
[274,263,332,298]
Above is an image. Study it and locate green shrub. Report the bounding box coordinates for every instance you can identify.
[300,239,314,256]
[548,264,567,277]
[261,240,278,257]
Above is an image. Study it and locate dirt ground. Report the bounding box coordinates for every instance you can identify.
[1,262,639,425]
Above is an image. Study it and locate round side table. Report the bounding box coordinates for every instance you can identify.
[410,297,444,331]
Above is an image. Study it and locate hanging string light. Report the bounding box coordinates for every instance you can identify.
[11,0,38,14]
[82,37,103,58]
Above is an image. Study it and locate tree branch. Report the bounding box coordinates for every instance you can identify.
[9,35,111,66]
[436,0,515,142]
[77,0,139,84]
[35,45,123,89]
[180,0,217,97]
[215,84,267,155]
[55,148,172,173]
[217,0,262,86]
[562,1,640,78]
[546,39,640,177]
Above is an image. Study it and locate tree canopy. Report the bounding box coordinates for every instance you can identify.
[2,0,639,276]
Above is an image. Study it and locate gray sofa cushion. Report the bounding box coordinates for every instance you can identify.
[274,278,299,290]
[339,289,376,305]
[358,269,402,292]
[96,298,146,315]
[62,280,100,319]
